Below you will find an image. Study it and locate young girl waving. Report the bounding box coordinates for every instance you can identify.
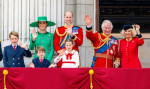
[51,39,79,68]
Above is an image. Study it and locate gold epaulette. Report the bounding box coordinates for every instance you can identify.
[56,28,66,37]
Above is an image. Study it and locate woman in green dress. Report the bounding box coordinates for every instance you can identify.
[29,16,55,63]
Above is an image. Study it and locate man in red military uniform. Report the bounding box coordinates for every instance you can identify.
[84,14,120,68]
[54,11,83,67]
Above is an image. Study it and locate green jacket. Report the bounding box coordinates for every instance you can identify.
[29,32,54,63]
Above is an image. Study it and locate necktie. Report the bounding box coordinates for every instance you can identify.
[40,59,43,63]
[14,45,16,50]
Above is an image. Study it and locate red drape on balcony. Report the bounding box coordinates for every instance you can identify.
[0,68,150,89]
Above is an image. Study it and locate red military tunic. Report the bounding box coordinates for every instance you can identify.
[86,28,119,68]
[120,37,144,68]
[54,24,83,67]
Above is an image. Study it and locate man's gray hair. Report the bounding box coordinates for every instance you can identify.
[101,20,113,29]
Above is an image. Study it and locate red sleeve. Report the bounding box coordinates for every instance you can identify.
[54,28,61,54]
[119,40,122,59]
[137,37,144,46]
[73,27,83,46]
[86,29,98,43]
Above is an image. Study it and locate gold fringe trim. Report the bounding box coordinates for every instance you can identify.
[86,29,93,32]
[56,28,66,37]
[57,50,62,54]
[64,24,73,28]
[91,33,110,49]
[114,58,120,68]
[72,35,77,41]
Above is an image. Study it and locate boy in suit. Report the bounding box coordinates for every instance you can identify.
[3,31,32,67]
[29,47,50,68]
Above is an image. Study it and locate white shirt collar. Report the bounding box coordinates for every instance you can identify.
[39,58,44,60]
[12,44,17,47]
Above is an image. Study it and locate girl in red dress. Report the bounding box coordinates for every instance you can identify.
[120,22,144,68]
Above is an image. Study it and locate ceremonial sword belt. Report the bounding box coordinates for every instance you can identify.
[94,53,114,61]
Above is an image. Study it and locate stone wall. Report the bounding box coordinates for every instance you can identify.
[138,39,150,68]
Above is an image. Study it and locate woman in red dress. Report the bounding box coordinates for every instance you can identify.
[120,22,144,68]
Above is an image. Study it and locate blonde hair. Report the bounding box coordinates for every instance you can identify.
[65,39,74,45]
[36,46,45,53]
[9,31,19,38]
[120,28,137,37]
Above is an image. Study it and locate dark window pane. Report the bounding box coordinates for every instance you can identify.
[99,0,150,33]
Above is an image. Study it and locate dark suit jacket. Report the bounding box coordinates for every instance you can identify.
[32,58,50,68]
[3,45,32,67]
[0,42,3,61]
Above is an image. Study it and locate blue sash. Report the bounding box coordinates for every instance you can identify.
[60,34,70,49]
[60,26,80,49]
[91,36,117,67]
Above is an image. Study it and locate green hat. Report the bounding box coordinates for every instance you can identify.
[30,16,55,27]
